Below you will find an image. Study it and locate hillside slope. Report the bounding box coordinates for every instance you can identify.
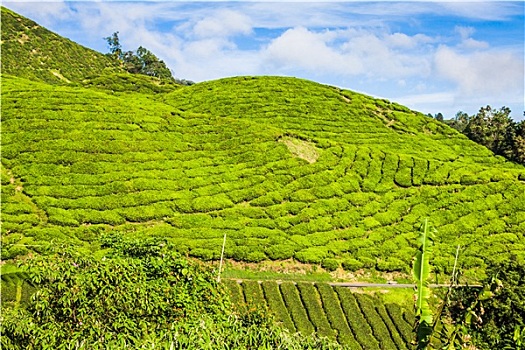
[0,6,121,83]
[1,8,524,282]
[3,73,524,280]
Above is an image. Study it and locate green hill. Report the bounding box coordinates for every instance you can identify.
[1,7,525,284]
[0,7,122,83]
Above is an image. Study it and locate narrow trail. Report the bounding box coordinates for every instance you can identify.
[227,278,482,288]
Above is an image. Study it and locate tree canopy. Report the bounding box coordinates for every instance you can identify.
[445,106,524,165]
[105,32,174,81]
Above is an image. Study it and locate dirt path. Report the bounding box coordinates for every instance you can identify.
[228,278,481,288]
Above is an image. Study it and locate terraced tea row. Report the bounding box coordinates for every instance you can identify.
[2,75,524,280]
[224,280,414,349]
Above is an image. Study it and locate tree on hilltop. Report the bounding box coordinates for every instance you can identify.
[104,31,122,59]
[104,32,173,81]
[464,105,515,159]
[443,106,524,165]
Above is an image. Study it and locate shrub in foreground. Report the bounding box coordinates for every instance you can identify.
[1,235,343,350]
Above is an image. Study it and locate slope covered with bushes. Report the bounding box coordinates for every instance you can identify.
[0,7,122,84]
[3,73,524,281]
[1,237,342,349]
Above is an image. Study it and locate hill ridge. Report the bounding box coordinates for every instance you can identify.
[1,6,122,83]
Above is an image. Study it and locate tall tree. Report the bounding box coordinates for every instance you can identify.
[512,120,525,164]
[104,31,122,59]
[134,46,172,80]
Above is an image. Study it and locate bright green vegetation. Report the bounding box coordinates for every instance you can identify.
[2,7,523,349]
[3,71,524,281]
[224,280,415,349]
[81,72,180,95]
[0,237,342,349]
[0,7,121,84]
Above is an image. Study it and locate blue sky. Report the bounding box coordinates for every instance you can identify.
[5,1,524,120]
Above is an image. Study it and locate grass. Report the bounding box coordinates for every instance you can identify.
[1,7,122,84]
[279,136,320,163]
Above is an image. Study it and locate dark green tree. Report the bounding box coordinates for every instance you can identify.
[445,257,525,349]
[449,111,470,133]
[133,46,173,80]
[511,120,525,164]
[446,107,523,165]
[464,106,516,159]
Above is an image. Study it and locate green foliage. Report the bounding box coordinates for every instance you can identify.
[233,281,414,349]
[280,282,315,335]
[123,46,173,81]
[1,7,121,83]
[342,258,364,272]
[104,31,174,82]
[295,247,329,264]
[321,258,339,271]
[355,293,398,350]
[242,280,267,310]
[386,303,415,345]
[316,283,362,349]
[1,236,230,348]
[82,73,179,94]
[464,106,523,164]
[296,282,335,339]
[222,279,247,314]
[261,281,296,332]
[0,236,346,349]
[444,257,525,349]
[375,302,409,350]
[335,286,379,349]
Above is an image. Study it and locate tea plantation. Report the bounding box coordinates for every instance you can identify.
[225,280,415,350]
[3,72,524,281]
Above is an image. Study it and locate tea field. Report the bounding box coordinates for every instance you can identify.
[3,6,525,349]
[224,280,415,349]
[2,73,524,281]
[0,7,121,84]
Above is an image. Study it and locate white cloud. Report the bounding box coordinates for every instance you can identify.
[191,9,253,39]
[454,26,489,50]
[397,92,456,106]
[4,1,74,28]
[264,27,361,75]
[459,38,489,50]
[262,27,436,80]
[439,2,523,21]
[455,26,476,41]
[434,46,523,97]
